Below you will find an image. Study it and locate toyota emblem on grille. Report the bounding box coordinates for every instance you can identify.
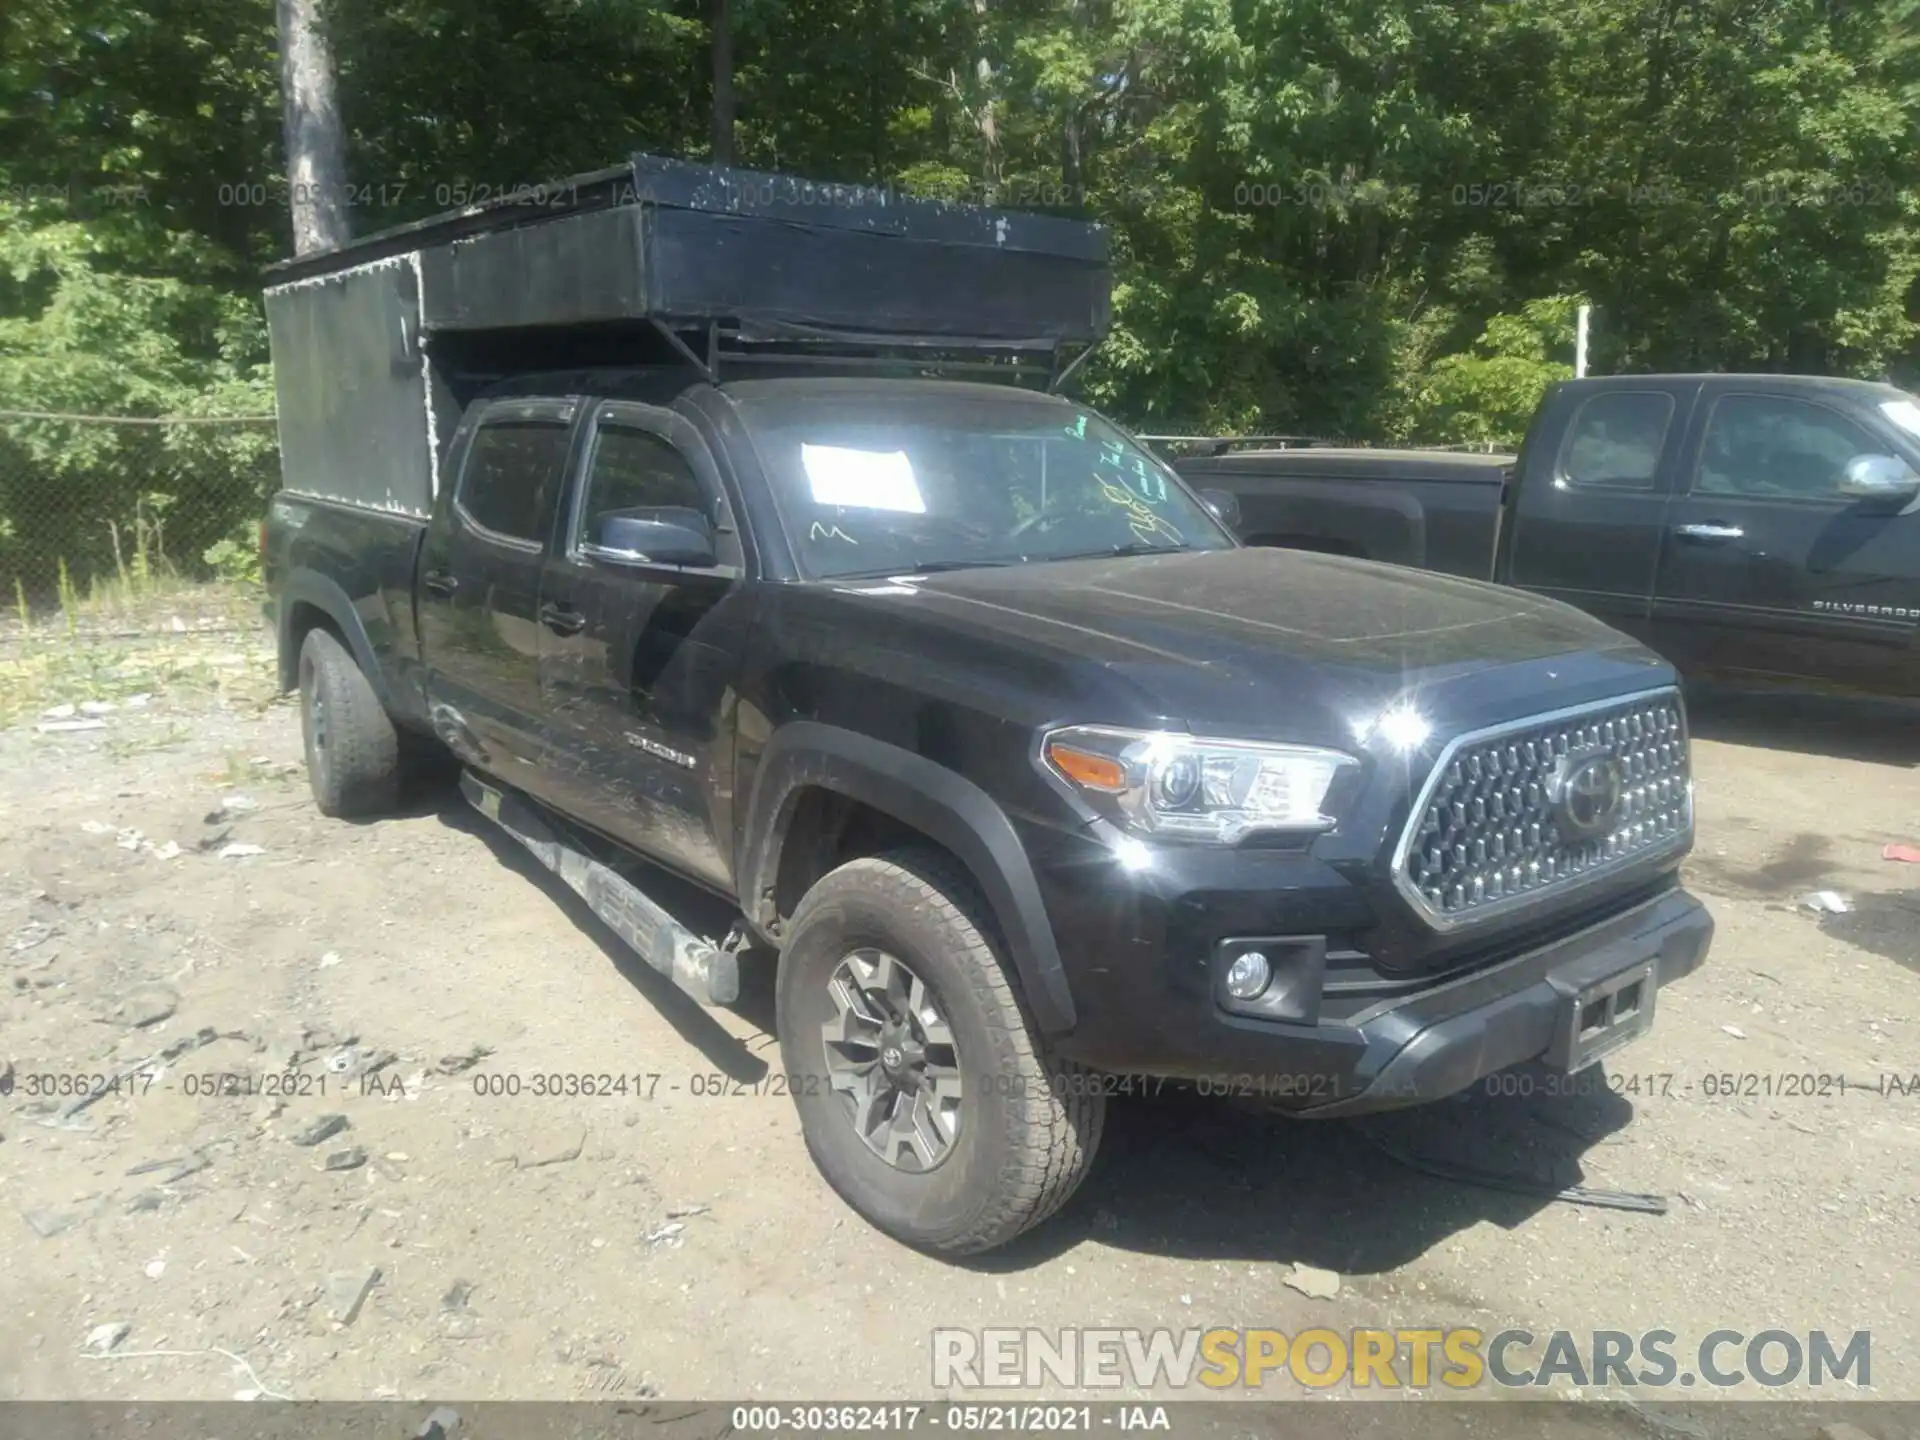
[1547,751,1626,839]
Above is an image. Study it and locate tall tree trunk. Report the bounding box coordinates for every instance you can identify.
[867,0,887,178]
[275,0,350,255]
[711,0,735,167]
[972,0,998,190]
[1058,0,1083,205]
[1060,109,1082,202]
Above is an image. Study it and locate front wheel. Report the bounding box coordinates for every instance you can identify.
[776,850,1105,1255]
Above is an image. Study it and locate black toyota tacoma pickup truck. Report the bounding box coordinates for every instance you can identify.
[261,156,1712,1255]
[1171,374,1920,699]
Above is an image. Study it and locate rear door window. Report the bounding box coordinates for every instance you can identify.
[1557,392,1675,491]
[457,420,571,545]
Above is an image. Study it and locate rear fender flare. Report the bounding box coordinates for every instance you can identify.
[277,569,391,708]
[739,722,1076,1034]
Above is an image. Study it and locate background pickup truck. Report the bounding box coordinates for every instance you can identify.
[261,156,1711,1256]
[1170,374,1920,699]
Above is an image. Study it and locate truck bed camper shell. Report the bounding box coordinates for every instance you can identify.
[262,154,1110,516]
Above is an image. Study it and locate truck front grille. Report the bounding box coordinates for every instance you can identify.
[1395,689,1691,930]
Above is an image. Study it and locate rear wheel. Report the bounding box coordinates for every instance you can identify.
[297,627,401,818]
[776,850,1104,1255]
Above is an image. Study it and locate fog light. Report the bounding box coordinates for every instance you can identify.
[1224,950,1271,1000]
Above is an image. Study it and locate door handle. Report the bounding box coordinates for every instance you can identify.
[1674,523,1745,543]
[422,567,459,596]
[539,602,586,635]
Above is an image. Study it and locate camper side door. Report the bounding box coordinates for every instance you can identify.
[417,396,581,803]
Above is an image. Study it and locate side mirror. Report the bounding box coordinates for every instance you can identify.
[1839,454,1920,508]
[583,506,717,567]
[1199,487,1242,532]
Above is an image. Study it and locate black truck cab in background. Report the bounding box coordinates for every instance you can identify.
[1173,374,1920,699]
[1511,374,1920,696]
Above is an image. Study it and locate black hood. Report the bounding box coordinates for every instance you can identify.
[802,547,1672,748]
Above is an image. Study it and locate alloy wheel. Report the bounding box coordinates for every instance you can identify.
[821,947,964,1170]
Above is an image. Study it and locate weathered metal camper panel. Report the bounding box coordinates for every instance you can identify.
[265,255,437,516]
[418,206,647,332]
[407,168,1106,340]
[642,205,1106,338]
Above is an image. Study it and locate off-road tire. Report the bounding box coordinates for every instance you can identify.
[297,627,401,818]
[777,849,1105,1255]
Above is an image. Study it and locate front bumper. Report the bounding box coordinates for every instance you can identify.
[1291,886,1709,1115]
[1028,821,1711,1115]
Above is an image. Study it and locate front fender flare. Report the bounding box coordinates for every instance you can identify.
[738,722,1076,1034]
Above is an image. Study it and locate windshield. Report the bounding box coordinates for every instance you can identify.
[1879,393,1920,441]
[731,390,1234,579]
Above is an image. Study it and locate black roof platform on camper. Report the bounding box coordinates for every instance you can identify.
[262,153,1111,517]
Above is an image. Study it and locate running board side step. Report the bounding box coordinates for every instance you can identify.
[460,770,739,1006]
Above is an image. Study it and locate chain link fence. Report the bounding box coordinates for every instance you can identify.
[0,411,279,610]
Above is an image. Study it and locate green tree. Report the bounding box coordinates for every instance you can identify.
[1405,295,1579,446]
[5,0,1920,501]
[0,207,275,589]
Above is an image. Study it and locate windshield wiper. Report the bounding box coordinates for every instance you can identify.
[1044,541,1192,562]
[836,557,1022,579]
[834,543,1189,579]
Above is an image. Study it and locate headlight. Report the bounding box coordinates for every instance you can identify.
[1041,725,1357,844]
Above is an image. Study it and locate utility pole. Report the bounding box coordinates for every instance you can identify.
[1576,304,1591,378]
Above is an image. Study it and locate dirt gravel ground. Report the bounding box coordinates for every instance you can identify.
[1,630,1916,1431]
